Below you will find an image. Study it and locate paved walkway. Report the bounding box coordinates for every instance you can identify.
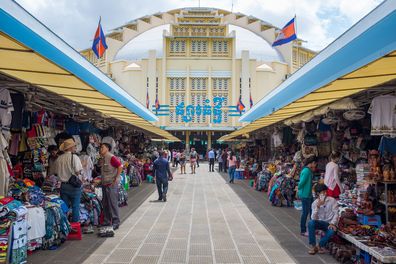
[29,163,339,264]
[43,164,295,264]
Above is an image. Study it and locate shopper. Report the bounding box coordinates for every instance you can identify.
[324,151,343,199]
[228,151,237,183]
[221,149,228,172]
[143,158,152,181]
[47,145,58,176]
[218,150,224,172]
[55,139,83,223]
[208,148,215,172]
[308,184,339,255]
[190,148,198,174]
[179,150,186,174]
[100,143,123,232]
[172,149,177,167]
[298,156,317,236]
[153,151,173,202]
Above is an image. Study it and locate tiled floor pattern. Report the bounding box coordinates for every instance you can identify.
[84,165,295,264]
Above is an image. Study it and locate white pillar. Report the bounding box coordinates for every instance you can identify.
[148,49,157,115]
[241,50,250,111]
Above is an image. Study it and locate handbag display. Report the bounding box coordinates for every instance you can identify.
[68,154,82,188]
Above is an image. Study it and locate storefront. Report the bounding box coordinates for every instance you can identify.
[0,1,179,263]
[220,1,396,263]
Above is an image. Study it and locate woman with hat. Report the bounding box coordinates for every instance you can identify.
[54,138,83,223]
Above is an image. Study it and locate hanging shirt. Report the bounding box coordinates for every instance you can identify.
[378,136,396,156]
[0,88,14,133]
[368,95,396,137]
[79,154,94,182]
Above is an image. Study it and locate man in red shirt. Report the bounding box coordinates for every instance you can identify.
[99,143,123,237]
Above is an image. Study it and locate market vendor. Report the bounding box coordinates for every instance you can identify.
[308,184,339,255]
[100,143,123,232]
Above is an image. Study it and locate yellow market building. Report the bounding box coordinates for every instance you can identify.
[81,8,315,153]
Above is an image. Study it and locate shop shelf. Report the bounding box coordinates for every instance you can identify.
[379,200,396,206]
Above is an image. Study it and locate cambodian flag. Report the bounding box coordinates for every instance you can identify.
[237,96,245,113]
[249,93,253,108]
[155,95,160,111]
[92,18,108,59]
[272,17,297,47]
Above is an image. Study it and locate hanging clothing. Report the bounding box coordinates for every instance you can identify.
[368,95,396,137]
[378,136,396,156]
[79,154,94,182]
[0,88,14,135]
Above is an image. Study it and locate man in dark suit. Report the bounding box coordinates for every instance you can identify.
[153,151,173,202]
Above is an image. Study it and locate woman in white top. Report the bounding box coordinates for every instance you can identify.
[324,152,343,199]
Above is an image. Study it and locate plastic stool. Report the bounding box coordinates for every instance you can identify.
[147,175,154,183]
[67,222,82,240]
[359,250,371,264]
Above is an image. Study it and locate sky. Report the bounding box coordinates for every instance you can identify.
[15,0,383,55]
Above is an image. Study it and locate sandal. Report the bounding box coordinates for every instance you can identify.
[308,246,318,255]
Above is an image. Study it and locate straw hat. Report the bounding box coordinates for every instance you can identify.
[59,138,76,151]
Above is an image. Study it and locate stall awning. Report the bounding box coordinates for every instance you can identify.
[0,1,179,142]
[219,0,396,141]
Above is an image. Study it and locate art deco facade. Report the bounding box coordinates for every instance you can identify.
[81,8,315,150]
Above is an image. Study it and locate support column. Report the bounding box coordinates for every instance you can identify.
[185,131,190,151]
[208,131,212,150]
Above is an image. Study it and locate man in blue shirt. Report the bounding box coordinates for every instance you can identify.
[153,151,173,202]
[208,148,215,172]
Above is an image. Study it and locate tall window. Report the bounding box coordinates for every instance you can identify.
[190,78,208,124]
[169,78,186,124]
[212,78,230,124]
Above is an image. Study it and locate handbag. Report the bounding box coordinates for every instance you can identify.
[68,154,82,188]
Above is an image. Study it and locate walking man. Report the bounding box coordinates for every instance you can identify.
[208,148,215,172]
[153,151,173,202]
[99,143,123,237]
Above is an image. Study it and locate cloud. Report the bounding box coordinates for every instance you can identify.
[15,0,382,52]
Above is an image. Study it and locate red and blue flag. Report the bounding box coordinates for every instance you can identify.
[92,18,108,58]
[272,17,297,47]
[236,96,245,113]
[155,95,160,111]
[146,91,150,109]
[249,93,253,108]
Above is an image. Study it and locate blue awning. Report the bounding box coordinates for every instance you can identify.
[240,0,396,123]
[0,0,156,122]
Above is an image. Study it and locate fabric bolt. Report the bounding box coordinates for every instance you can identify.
[27,207,46,241]
[368,95,396,137]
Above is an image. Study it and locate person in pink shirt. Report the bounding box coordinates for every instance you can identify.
[228,152,237,183]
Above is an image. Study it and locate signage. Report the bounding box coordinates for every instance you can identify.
[175,97,225,123]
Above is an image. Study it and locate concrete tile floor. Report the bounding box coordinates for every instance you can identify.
[28,163,337,264]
